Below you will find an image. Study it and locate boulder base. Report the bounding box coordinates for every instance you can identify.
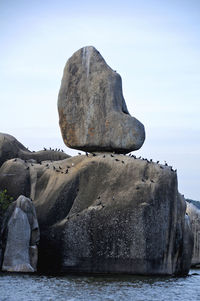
[0,153,193,275]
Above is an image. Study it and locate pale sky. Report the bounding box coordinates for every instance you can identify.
[0,0,200,200]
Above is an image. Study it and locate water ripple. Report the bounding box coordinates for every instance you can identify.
[0,269,200,301]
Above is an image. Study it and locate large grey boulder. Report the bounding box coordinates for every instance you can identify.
[0,153,193,275]
[186,201,200,266]
[1,195,39,272]
[0,132,70,167]
[58,46,145,154]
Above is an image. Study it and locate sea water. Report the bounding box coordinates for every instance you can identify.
[0,269,200,301]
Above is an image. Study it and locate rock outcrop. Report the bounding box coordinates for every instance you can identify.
[58,46,145,154]
[1,195,39,272]
[0,133,70,167]
[186,201,200,266]
[0,153,193,275]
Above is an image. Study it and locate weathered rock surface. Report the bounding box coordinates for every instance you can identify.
[58,46,145,154]
[186,201,200,266]
[0,133,70,167]
[0,153,193,275]
[1,195,39,272]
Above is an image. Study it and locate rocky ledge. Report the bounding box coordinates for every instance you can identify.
[0,150,193,275]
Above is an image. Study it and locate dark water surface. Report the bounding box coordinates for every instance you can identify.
[0,269,200,301]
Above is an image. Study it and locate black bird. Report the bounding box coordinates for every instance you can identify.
[103,155,106,158]
[164,161,168,166]
[65,169,68,174]
[110,154,114,157]
[150,159,153,162]
[14,158,17,162]
[50,147,51,150]
[128,153,131,157]
[92,153,96,157]
[115,159,119,162]
[78,152,81,155]
[56,170,60,172]
[97,196,101,199]
[85,152,88,156]
[61,149,64,152]
[150,180,155,183]
[160,166,164,169]
[59,166,62,170]
[53,166,56,170]
[46,164,49,167]
[157,161,159,164]
[122,161,125,164]
[26,166,29,170]
[142,178,145,182]
[44,147,46,151]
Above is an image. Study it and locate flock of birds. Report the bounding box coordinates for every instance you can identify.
[13,148,177,174]
[11,149,177,218]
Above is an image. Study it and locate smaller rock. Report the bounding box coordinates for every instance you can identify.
[186,201,200,266]
[1,195,40,272]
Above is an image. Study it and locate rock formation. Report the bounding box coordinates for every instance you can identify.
[1,195,39,272]
[0,133,70,167]
[0,153,193,275]
[186,201,200,266]
[58,46,145,154]
[0,47,195,276]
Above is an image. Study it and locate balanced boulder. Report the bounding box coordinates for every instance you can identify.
[58,46,145,154]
